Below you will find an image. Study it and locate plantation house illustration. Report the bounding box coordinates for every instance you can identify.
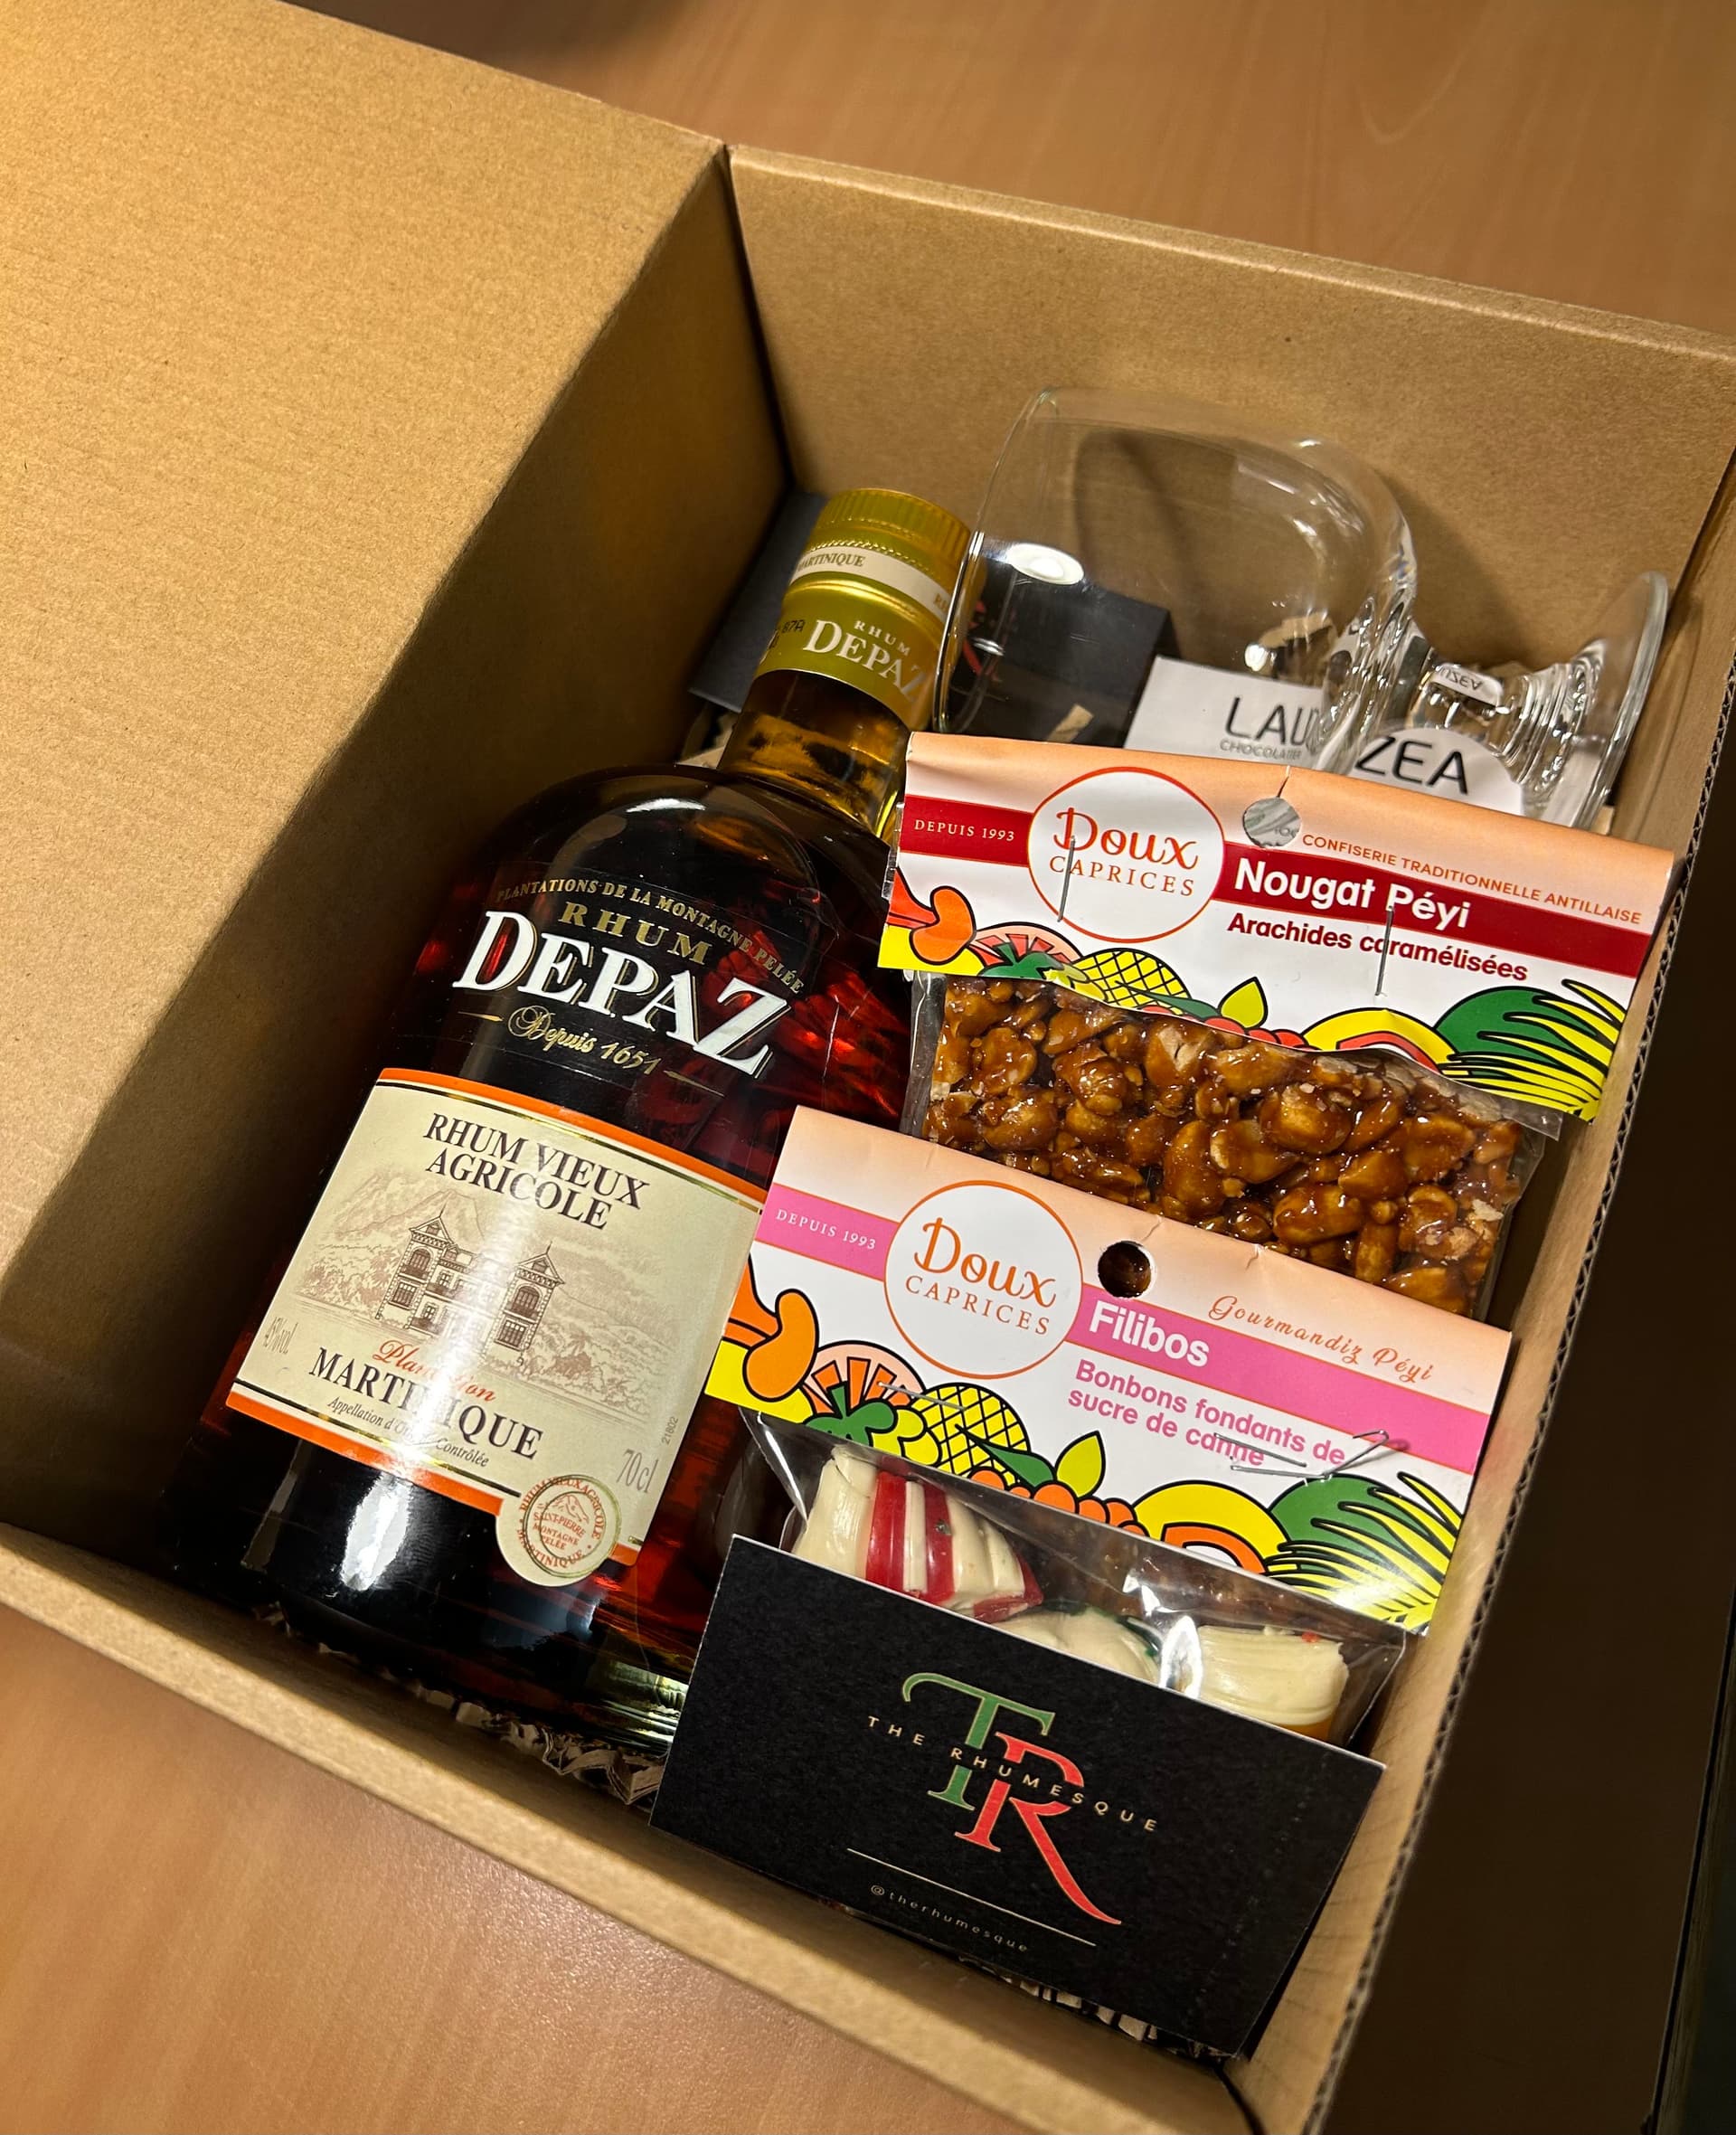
[376,1199,561,1359]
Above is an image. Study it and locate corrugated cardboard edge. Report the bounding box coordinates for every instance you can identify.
[0,0,728,1281]
[1,0,772,1553]
[0,1530,1244,2135]
[727,146,1736,690]
[729,146,1735,357]
[0,21,1229,2119]
[723,142,1736,2130]
[5,68,1731,2130]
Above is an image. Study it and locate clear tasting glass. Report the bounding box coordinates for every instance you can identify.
[941,386,1664,827]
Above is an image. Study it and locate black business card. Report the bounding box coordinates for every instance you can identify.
[652,1542,1381,2052]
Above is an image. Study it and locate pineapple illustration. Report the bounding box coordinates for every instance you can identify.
[887,1382,1032,1478]
[1061,946,1199,1013]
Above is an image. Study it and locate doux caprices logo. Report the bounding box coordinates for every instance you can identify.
[1026,764,1224,943]
[883,1179,1083,1379]
[897,1673,1124,1926]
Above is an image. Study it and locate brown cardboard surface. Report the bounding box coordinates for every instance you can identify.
[0,1526,1243,2135]
[0,0,783,1550]
[1245,487,1736,2127]
[5,5,1736,2130]
[731,148,1736,672]
[0,1604,1030,2135]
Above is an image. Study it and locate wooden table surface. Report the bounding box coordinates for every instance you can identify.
[7,5,1736,2131]
[325,0,1736,335]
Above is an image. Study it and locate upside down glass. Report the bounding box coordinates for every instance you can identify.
[942,386,1665,827]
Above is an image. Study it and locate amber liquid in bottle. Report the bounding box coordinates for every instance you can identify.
[165,491,965,1746]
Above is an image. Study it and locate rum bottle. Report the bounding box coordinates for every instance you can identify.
[166,488,967,1744]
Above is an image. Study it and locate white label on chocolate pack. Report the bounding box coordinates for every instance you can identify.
[1126,655,1323,766]
[230,1070,760,1584]
[1346,727,1525,814]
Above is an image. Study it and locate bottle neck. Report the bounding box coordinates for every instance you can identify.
[719,671,910,836]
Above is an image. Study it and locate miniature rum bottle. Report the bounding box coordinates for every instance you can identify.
[166,488,968,1743]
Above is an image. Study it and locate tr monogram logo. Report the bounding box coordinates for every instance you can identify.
[901,1673,1122,1926]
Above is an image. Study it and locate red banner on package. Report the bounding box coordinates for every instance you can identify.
[882,736,1676,1121]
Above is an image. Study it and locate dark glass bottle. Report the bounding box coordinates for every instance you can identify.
[165,488,967,1745]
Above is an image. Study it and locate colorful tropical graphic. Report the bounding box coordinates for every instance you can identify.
[965,1430,1144,1528]
[710,1264,821,1422]
[713,1274,1387,1579]
[712,1246,1474,1625]
[871,1382,1033,1476]
[966,1450,1302,1570]
[803,1342,920,1419]
[971,922,1079,977]
[887,874,983,971]
[1301,1005,1451,1068]
[771,1344,912,1452]
[883,858,1637,1119]
[1056,945,1194,1011]
[1197,978,1307,1048]
[1266,1469,1463,1629]
[1129,1480,1290,1572]
[1435,979,1624,1119]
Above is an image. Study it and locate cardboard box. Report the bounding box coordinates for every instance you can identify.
[5,1,1736,2127]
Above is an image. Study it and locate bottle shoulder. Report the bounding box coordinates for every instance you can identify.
[479,761,889,908]
[392,751,910,1180]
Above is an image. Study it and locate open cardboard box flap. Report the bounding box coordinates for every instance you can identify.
[5,2,1736,2129]
[0,0,784,1552]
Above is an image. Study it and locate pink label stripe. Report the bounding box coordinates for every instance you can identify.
[758,1186,895,1280]
[1070,1288,1489,1475]
[753,1191,1492,1477]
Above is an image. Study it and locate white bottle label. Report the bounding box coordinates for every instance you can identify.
[1346,728,1525,814]
[1125,655,1322,766]
[230,1070,761,1585]
[789,542,953,623]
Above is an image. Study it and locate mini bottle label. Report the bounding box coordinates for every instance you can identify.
[788,542,953,623]
[229,1071,762,1583]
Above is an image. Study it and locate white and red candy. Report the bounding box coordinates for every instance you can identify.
[791,1450,1042,1620]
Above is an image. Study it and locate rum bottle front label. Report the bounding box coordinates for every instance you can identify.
[230,1069,761,1583]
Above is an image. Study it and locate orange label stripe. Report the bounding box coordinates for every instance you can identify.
[229,1389,644,1568]
[378,1068,764,1204]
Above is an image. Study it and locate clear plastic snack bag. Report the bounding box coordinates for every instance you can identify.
[750,1418,1406,1746]
[903,971,1544,1320]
